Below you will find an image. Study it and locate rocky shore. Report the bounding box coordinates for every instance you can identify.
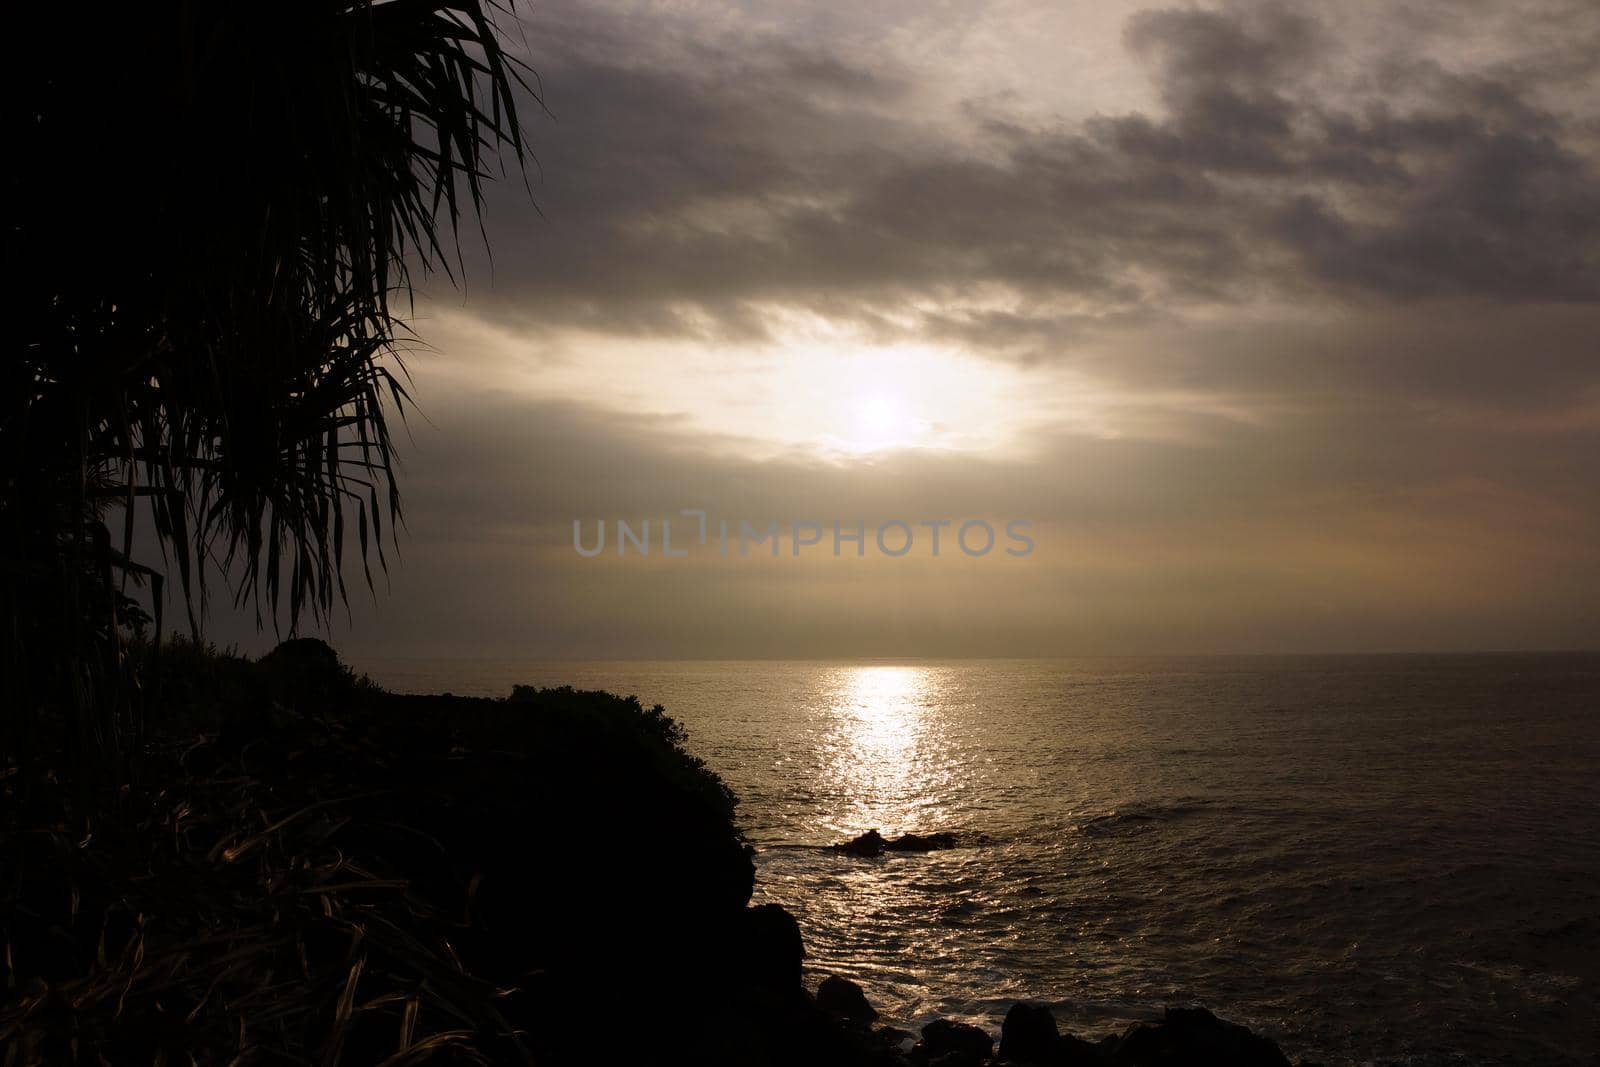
[726,903,1298,1066]
[799,972,1296,1066]
[1,641,1310,1065]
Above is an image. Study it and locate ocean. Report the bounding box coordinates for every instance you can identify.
[352,654,1600,1065]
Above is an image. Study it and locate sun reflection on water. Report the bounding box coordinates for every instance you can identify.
[823,665,955,836]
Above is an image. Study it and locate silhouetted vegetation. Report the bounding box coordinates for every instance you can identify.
[4,1,530,777]
[1,643,756,1064]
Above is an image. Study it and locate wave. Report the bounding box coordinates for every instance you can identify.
[1075,801,1212,837]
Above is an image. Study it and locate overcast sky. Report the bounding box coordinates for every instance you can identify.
[213,0,1599,660]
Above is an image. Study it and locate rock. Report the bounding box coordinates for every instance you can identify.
[738,903,804,993]
[833,829,960,856]
[834,829,889,856]
[999,1002,1060,1062]
[875,1026,917,1054]
[921,1018,994,1061]
[1060,1032,1112,1065]
[818,975,879,1025]
[887,831,958,852]
[1112,1006,1290,1066]
[929,1051,985,1067]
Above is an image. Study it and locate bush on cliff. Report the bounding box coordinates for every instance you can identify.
[1,642,769,1065]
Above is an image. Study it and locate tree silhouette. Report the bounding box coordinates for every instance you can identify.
[4,2,532,769]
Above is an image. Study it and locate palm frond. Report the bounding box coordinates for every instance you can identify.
[3,1,533,764]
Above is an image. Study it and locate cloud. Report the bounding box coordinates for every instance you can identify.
[182,1,1600,658]
[202,378,1600,658]
[447,0,1599,349]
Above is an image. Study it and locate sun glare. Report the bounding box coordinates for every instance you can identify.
[465,308,1062,461]
[847,391,917,452]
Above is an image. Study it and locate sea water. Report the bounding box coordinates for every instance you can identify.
[356,653,1600,1065]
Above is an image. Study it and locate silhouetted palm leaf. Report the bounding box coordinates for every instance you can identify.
[4,1,534,765]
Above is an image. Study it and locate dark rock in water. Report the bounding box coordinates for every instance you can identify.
[874,1026,917,1054]
[739,903,805,993]
[833,828,960,856]
[999,1001,1060,1062]
[921,1018,995,1061]
[890,831,958,852]
[817,975,879,1025]
[835,829,890,856]
[1112,1006,1290,1066]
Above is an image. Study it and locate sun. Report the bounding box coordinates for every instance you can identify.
[508,324,1042,460]
[846,391,920,452]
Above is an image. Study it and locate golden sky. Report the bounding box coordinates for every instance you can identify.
[217,0,1600,657]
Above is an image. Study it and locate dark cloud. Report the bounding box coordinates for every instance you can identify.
[936,301,1600,417]
[1124,5,1324,88]
[451,0,1599,345]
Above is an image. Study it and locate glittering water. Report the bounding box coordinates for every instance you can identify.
[357,654,1600,1066]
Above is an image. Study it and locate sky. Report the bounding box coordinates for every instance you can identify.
[216,0,1599,659]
